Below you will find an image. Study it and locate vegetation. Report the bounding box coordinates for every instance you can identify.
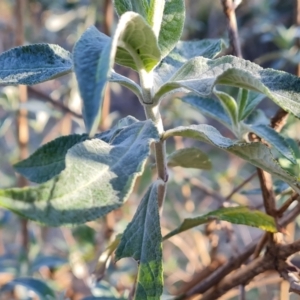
[0,0,300,299]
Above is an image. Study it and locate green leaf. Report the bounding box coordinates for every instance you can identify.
[115,12,161,72]
[167,147,212,170]
[113,0,185,59]
[14,134,88,183]
[236,89,265,121]
[180,95,231,127]
[214,89,238,127]
[110,71,143,100]
[0,44,72,85]
[1,277,55,300]
[0,120,159,226]
[158,0,185,58]
[163,124,300,192]
[115,182,163,300]
[14,116,139,183]
[163,206,277,240]
[244,124,296,163]
[154,39,225,89]
[153,55,300,117]
[73,27,112,136]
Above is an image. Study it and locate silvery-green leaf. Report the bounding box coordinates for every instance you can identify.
[214,89,238,127]
[239,90,265,121]
[0,120,159,226]
[154,39,225,88]
[0,44,72,85]
[180,94,231,127]
[115,182,163,300]
[14,134,88,184]
[1,278,55,300]
[168,147,212,170]
[109,71,143,100]
[163,206,277,240]
[115,12,161,72]
[158,0,185,58]
[14,116,139,183]
[163,124,300,192]
[244,123,296,163]
[73,27,112,136]
[153,55,300,118]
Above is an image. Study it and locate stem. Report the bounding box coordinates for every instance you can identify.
[221,0,242,57]
[15,0,29,253]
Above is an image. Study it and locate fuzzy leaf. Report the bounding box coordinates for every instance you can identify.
[115,12,161,72]
[244,124,296,163]
[180,95,231,127]
[0,44,72,85]
[110,71,143,100]
[214,89,238,127]
[164,124,300,192]
[1,278,55,300]
[14,116,139,183]
[153,55,300,117]
[158,0,185,58]
[14,134,88,183]
[163,206,277,240]
[0,121,159,226]
[73,27,112,136]
[154,39,225,89]
[167,147,212,170]
[115,182,163,300]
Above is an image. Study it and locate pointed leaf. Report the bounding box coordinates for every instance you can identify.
[241,91,265,120]
[0,120,159,226]
[153,55,300,118]
[214,89,238,127]
[154,39,225,89]
[115,182,163,300]
[1,277,55,300]
[244,124,296,163]
[74,15,160,135]
[180,94,231,127]
[14,116,139,183]
[163,206,277,240]
[110,71,143,100]
[163,124,300,192]
[14,134,88,183]
[0,44,72,85]
[115,12,161,72]
[167,147,212,170]
[73,27,112,136]
[158,0,185,58]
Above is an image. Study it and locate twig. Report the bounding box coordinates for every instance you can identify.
[277,193,299,217]
[239,285,246,300]
[178,202,300,299]
[225,172,257,201]
[28,86,82,119]
[15,0,29,253]
[221,0,242,57]
[253,232,268,259]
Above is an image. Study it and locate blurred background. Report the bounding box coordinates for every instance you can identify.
[0,0,299,299]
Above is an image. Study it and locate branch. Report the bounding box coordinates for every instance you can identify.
[221,0,242,57]
[178,202,300,299]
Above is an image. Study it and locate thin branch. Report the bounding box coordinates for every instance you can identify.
[225,172,257,201]
[15,0,29,253]
[221,0,242,57]
[277,193,299,217]
[28,86,82,119]
[178,202,300,299]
